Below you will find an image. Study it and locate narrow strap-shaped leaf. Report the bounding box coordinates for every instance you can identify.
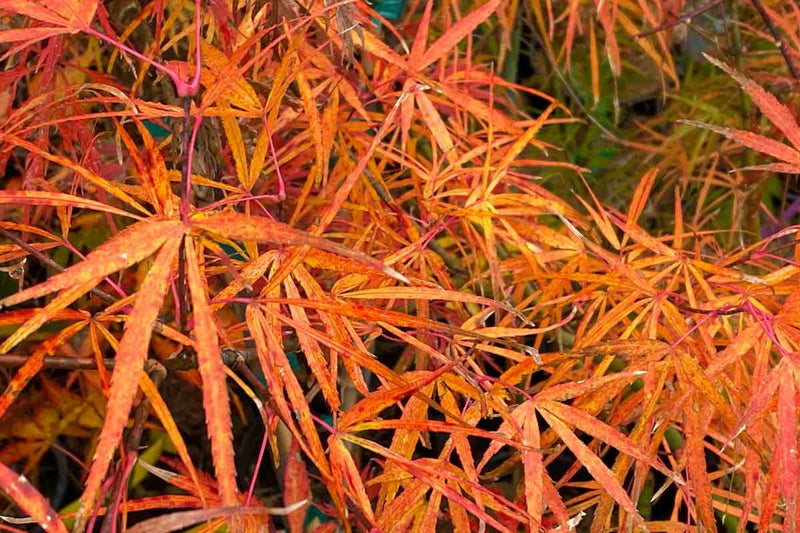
[705,54,800,151]
[330,435,376,524]
[0,219,183,309]
[0,190,139,218]
[74,235,181,533]
[418,0,501,70]
[538,408,644,525]
[679,120,800,166]
[519,402,543,529]
[0,0,96,34]
[184,237,238,507]
[0,133,150,215]
[282,275,338,410]
[683,398,715,530]
[0,321,88,419]
[283,438,310,533]
[0,277,98,353]
[776,374,798,501]
[538,400,677,481]
[0,461,68,533]
[192,211,406,282]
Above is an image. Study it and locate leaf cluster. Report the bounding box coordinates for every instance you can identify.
[0,1,798,532]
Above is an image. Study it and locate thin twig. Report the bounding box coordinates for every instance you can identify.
[0,355,111,370]
[177,96,193,333]
[0,227,117,304]
[100,361,167,533]
[750,0,800,80]
[179,97,194,224]
[0,350,259,372]
[226,349,269,400]
[633,0,722,39]
[0,227,179,335]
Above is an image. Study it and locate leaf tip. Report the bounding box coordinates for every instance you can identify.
[385,266,410,284]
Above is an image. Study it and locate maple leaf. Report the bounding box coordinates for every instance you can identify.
[0,0,98,42]
[681,54,800,174]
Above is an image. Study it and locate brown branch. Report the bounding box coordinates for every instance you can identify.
[633,0,722,39]
[100,360,167,533]
[225,348,269,400]
[0,349,259,372]
[0,355,110,370]
[750,0,800,80]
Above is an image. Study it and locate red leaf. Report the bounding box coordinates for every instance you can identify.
[705,54,800,151]
[283,439,310,533]
[0,0,97,40]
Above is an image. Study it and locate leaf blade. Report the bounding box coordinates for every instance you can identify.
[75,235,181,532]
[185,237,238,507]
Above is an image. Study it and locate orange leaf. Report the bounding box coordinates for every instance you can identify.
[538,408,644,525]
[409,0,434,66]
[0,219,184,309]
[185,237,238,507]
[282,275,338,410]
[0,26,66,43]
[533,371,645,403]
[75,235,181,533]
[519,402,543,529]
[192,211,407,282]
[340,286,521,315]
[416,90,455,159]
[0,276,98,354]
[220,114,250,188]
[0,190,139,218]
[283,439,310,533]
[0,461,68,533]
[680,120,800,166]
[0,321,87,419]
[0,133,150,214]
[342,433,523,531]
[683,399,715,530]
[330,435,377,525]
[247,304,331,479]
[199,40,261,112]
[705,54,800,151]
[776,373,798,501]
[625,168,658,231]
[537,400,677,481]
[418,0,501,70]
[0,0,97,39]
[127,119,177,216]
